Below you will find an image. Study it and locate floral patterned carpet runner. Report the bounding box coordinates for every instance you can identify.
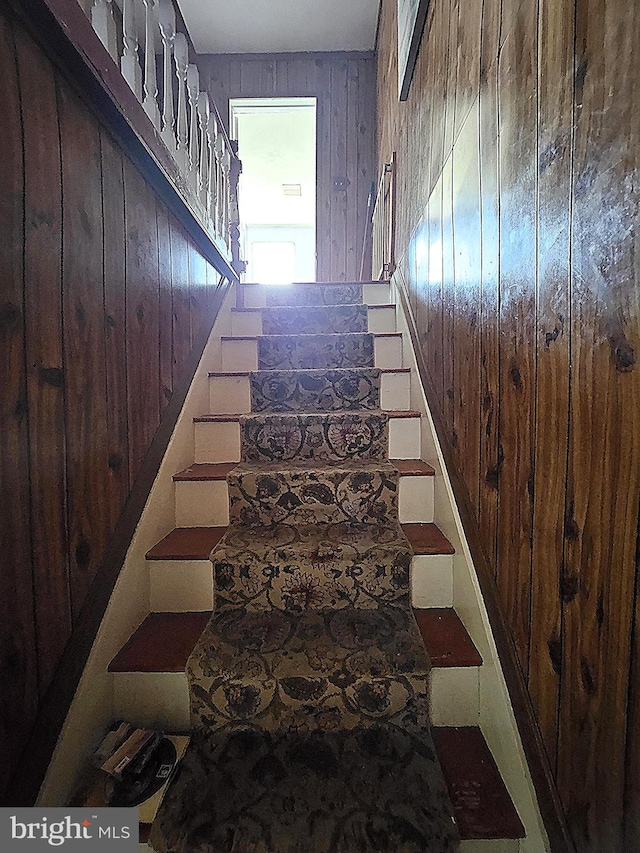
[152,284,459,851]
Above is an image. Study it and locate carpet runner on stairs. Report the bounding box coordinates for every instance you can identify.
[151,283,460,852]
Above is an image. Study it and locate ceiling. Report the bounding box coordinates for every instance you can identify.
[176,0,380,55]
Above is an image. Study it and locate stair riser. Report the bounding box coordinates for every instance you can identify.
[112,672,190,731]
[149,560,215,612]
[209,370,411,414]
[242,282,391,308]
[230,305,397,336]
[194,416,421,463]
[175,474,432,527]
[240,413,389,464]
[220,335,403,373]
[111,667,479,738]
[147,553,452,613]
[227,468,400,527]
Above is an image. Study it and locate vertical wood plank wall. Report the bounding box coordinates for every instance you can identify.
[0,4,224,802]
[376,0,640,850]
[200,52,376,282]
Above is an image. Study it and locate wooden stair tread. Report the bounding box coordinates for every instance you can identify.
[432,727,525,839]
[108,612,211,672]
[173,463,237,481]
[240,280,389,287]
[414,608,482,667]
[402,523,455,554]
[391,459,435,476]
[146,527,227,561]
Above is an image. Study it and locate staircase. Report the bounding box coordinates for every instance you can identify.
[106,281,526,851]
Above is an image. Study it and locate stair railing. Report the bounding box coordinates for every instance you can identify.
[371,152,397,280]
[85,0,240,265]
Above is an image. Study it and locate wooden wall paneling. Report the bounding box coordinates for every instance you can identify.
[330,59,348,280]
[0,8,39,804]
[16,25,72,696]
[346,58,360,280]
[170,215,191,387]
[427,179,444,402]
[157,202,173,413]
[429,0,448,189]
[58,80,110,618]
[495,0,537,672]
[440,157,455,443]
[452,105,481,512]
[124,157,160,484]
[100,130,130,532]
[354,58,375,281]
[454,0,483,142]
[443,0,459,162]
[528,0,574,772]
[478,9,500,572]
[558,0,640,847]
[188,242,208,345]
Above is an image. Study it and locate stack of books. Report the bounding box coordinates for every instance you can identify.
[72,721,190,841]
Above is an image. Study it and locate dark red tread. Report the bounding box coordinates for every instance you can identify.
[173,463,237,481]
[145,527,227,561]
[193,413,241,422]
[432,726,525,839]
[386,409,421,418]
[414,608,482,667]
[108,612,211,672]
[402,523,455,555]
[392,459,435,476]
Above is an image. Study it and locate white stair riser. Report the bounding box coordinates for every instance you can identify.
[241,282,392,309]
[430,666,480,726]
[112,672,190,731]
[195,416,421,464]
[459,840,520,853]
[208,371,411,414]
[411,554,454,608]
[194,421,241,463]
[149,560,214,612]
[175,481,229,527]
[398,476,434,523]
[220,335,403,373]
[175,475,434,526]
[230,305,397,337]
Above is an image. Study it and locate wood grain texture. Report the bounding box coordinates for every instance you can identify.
[377,0,640,847]
[0,0,233,803]
[0,8,39,804]
[201,51,376,282]
[15,23,71,696]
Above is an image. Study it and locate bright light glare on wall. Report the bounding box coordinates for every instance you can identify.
[250,241,296,284]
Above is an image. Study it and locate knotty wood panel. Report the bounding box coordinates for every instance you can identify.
[0,0,228,803]
[0,9,39,805]
[377,0,640,847]
[200,51,376,282]
[16,24,71,695]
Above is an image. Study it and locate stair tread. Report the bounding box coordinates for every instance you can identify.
[391,459,435,476]
[209,367,409,377]
[108,612,211,672]
[222,332,398,340]
[241,280,389,286]
[414,608,482,667]
[402,523,455,554]
[231,458,398,475]
[432,726,525,839]
[173,462,237,481]
[195,409,421,422]
[146,527,227,561]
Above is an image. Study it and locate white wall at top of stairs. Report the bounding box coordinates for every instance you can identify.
[37,285,237,807]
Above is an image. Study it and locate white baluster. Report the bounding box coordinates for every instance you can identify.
[91,0,118,61]
[121,0,142,100]
[197,93,210,209]
[141,0,160,129]
[207,111,218,228]
[173,32,189,174]
[158,0,176,153]
[221,146,231,246]
[214,131,225,238]
[186,64,200,191]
